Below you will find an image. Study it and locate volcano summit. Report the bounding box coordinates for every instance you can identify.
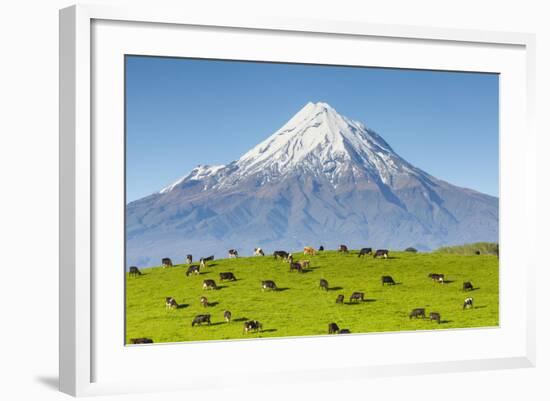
[126,102,498,267]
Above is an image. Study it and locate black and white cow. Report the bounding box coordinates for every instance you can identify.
[254,248,265,256]
[338,244,349,253]
[328,322,340,334]
[358,247,373,257]
[261,280,277,291]
[463,297,474,310]
[428,273,445,283]
[200,296,208,307]
[381,275,396,285]
[129,266,142,277]
[273,250,289,260]
[219,272,237,281]
[335,294,344,304]
[162,257,173,268]
[409,308,426,319]
[243,320,263,334]
[429,312,441,324]
[289,262,303,273]
[463,281,474,291]
[186,254,193,264]
[318,245,325,251]
[202,279,217,290]
[349,292,364,302]
[228,249,239,258]
[165,297,178,309]
[224,310,232,323]
[373,249,389,259]
[186,265,200,276]
[319,278,329,291]
[191,314,211,326]
[201,255,215,262]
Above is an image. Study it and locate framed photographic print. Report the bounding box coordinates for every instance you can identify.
[59,4,536,397]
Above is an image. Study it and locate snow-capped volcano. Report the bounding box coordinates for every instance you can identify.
[126,102,498,268]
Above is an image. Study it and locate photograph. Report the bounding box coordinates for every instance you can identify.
[124,56,499,344]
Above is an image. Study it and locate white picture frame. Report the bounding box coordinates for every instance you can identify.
[59,4,536,397]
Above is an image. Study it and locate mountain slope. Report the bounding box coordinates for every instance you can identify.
[126,102,498,267]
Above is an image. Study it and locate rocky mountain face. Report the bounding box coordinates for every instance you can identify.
[126,102,498,267]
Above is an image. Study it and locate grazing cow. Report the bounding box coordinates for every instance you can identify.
[162,257,173,268]
[409,308,426,319]
[202,279,217,290]
[463,281,474,291]
[336,294,344,304]
[303,246,316,256]
[381,275,396,285]
[219,272,237,281]
[428,273,445,282]
[186,254,193,264]
[165,297,178,310]
[243,320,263,334]
[286,253,294,264]
[358,247,373,257]
[228,249,239,258]
[373,249,389,259]
[200,296,209,307]
[338,329,351,334]
[261,280,277,291]
[463,297,474,310]
[273,250,289,260]
[224,310,232,323]
[319,278,329,291]
[191,314,211,327]
[475,250,481,255]
[254,247,265,256]
[289,262,303,273]
[318,245,325,251]
[338,245,349,253]
[298,260,310,269]
[129,266,142,277]
[430,312,441,324]
[186,265,200,276]
[328,322,340,334]
[349,292,364,302]
[404,247,418,253]
[130,338,153,344]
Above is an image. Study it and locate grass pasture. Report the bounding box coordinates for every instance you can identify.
[125,250,499,343]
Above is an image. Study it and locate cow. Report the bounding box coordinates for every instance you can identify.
[202,279,217,290]
[200,259,207,270]
[286,253,294,264]
[404,247,418,253]
[186,265,200,276]
[335,294,344,304]
[463,281,474,291]
[129,266,142,277]
[165,297,178,310]
[429,312,441,324]
[289,262,303,273]
[318,245,325,251]
[243,320,263,334]
[338,245,349,253]
[200,296,209,307]
[319,278,329,291]
[273,250,289,260]
[261,280,277,291]
[298,260,310,269]
[463,297,474,310]
[129,338,153,344]
[373,249,389,259]
[224,310,232,323]
[254,247,265,256]
[228,249,239,258]
[219,272,237,281]
[338,329,351,334]
[186,254,193,264]
[381,275,396,285]
[191,314,211,326]
[162,257,173,268]
[428,273,445,282]
[349,292,364,302]
[358,247,373,257]
[303,246,316,256]
[328,322,340,334]
[201,255,215,262]
[475,250,481,255]
[409,308,426,319]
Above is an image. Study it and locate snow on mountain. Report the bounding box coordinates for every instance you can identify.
[127,102,498,268]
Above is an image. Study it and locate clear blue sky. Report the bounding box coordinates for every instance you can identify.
[126,56,499,202]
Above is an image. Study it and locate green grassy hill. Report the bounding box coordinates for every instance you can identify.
[126,250,498,343]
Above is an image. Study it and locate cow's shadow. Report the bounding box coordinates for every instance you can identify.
[439,320,453,324]
[260,329,277,333]
[176,304,189,309]
[232,317,248,322]
[441,280,455,284]
[206,301,220,307]
[208,322,226,326]
[328,286,343,291]
[276,287,290,292]
[472,305,488,309]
